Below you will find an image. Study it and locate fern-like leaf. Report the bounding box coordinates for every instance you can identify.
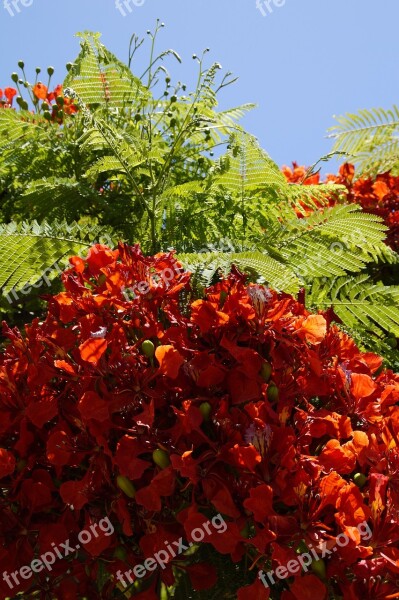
[178,250,300,295]
[0,221,117,299]
[328,106,399,175]
[64,31,149,109]
[308,275,399,338]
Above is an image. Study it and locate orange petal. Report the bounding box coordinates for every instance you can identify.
[155,345,184,379]
[79,338,108,366]
[297,314,327,344]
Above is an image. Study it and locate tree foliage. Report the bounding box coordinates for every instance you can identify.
[0,26,398,364]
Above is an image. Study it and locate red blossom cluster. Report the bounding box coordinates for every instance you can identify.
[0,244,399,599]
[32,83,78,122]
[0,87,17,108]
[283,162,399,252]
[0,83,77,122]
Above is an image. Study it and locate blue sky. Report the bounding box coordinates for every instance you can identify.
[0,0,398,173]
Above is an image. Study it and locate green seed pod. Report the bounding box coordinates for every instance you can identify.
[199,402,212,422]
[56,96,64,106]
[11,72,19,83]
[116,475,136,498]
[170,95,177,103]
[353,473,367,488]
[18,60,25,69]
[47,66,55,76]
[16,97,29,111]
[141,340,155,358]
[152,449,170,469]
[267,383,279,402]
[260,361,272,382]
[35,67,41,74]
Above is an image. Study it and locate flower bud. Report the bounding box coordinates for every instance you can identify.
[116,475,136,498]
[141,340,155,358]
[267,383,279,402]
[353,473,367,488]
[152,449,170,469]
[260,362,272,382]
[199,402,212,422]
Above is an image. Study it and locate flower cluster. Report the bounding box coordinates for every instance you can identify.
[0,87,17,108]
[0,243,399,599]
[32,83,78,122]
[283,162,399,252]
[0,82,77,122]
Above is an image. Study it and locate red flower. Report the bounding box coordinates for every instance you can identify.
[0,242,398,597]
[32,82,48,100]
[4,87,17,105]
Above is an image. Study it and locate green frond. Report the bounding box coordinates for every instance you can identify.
[16,178,98,221]
[161,181,206,200]
[74,106,147,195]
[308,275,399,338]
[0,220,117,298]
[273,205,396,279]
[217,104,256,126]
[64,31,149,109]
[0,109,50,175]
[329,105,399,175]
[211,134,345,212]
[84,155,137,182]
[285,182,347,212]
[178,250,300,295]
[212,133,287,196]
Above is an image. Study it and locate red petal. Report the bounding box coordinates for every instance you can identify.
[79,338,108,365]
[289,574,327,600]
[243,484,274,523]
[78,391,109,422]
[0,448,15,479]
[238,578,270,600]
[155,345,184,379]
[185,563,217,591]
